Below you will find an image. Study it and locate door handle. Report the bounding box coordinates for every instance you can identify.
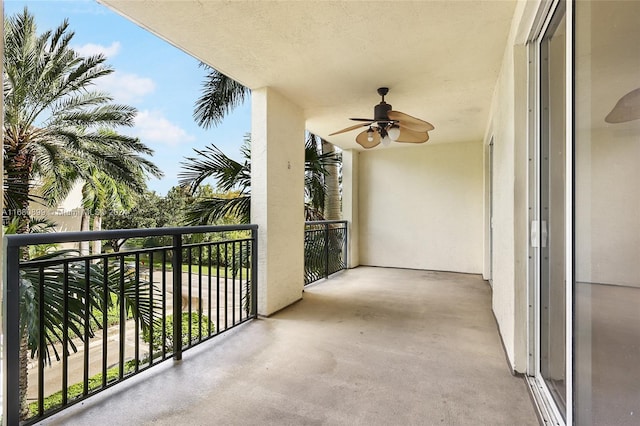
[531,220,539,247]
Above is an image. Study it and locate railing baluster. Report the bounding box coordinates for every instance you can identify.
[344,223,349,268]
[172,234,183,361]
[232,241,236,326]
[324,222,329,279]
[208,243,213,335]
[83,258,91,396]
[198,245,203,341]
[149,251,154,367]
[62,261,70,406]
[119,256,126,379]
[239,240,243,322]
[134,253,140,372]
[162,250,167,360]
[251,228,259,317]
[38,266,46,416]
[224,242,229,330]
[187,247,192,347]
[102,258,108,388]
[216,243,221,334]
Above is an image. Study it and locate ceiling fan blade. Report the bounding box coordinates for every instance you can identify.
[605,87,640,123]
[355,129,381,149]
[387,110,435,132]
[349,118,376,122]
[395,128,430,144]
[329,122,372,136]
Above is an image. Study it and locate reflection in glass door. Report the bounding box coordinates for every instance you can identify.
[537,2,567,419]
[574,1,640,424]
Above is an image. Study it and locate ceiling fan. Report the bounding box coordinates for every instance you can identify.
[329,87,434,149]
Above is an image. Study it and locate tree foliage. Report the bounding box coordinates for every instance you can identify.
[3,8,160,232]
[178,134,340,224]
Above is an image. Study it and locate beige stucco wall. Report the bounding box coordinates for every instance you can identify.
[27,181,84,233]
[486,40,517,368]
[358,141,483,274]
[483,0,540,373]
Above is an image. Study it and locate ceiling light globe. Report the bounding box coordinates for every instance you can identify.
[381,135,391,146]
[388,126,401,141]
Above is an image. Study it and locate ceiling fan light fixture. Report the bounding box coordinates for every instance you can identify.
[367,127,374,142]
[379,127,391,146]
[387,125,401,141]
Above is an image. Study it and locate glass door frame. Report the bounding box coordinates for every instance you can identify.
[526,0,574,424]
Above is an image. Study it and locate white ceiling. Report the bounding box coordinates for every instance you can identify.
[99,0,517,150]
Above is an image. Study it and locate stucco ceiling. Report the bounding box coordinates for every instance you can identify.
[99,0,517,150]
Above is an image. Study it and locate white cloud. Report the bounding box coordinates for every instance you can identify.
[97,72,156,103]
[74,41,121,58]
[133,110,196,147]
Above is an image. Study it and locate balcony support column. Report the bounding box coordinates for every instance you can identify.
[341,149,360,268]
[251,87,305,316]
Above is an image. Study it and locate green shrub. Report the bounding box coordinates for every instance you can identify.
[143,313,215,353]
[28,363,134,417]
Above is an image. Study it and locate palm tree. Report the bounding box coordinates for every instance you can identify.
[179,134,338,224]
[79,168,137,255]
[3,9,158,232]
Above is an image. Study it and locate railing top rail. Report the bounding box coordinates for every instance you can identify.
[4,224,258,247]
[304,220,347,226]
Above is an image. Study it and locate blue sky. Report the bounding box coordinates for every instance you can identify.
[4,0,251,195]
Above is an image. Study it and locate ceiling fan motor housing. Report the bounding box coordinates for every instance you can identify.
[374,102,392,122]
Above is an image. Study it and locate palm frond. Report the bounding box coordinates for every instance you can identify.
[193,65,249,128]
[179,143,249,194]
[184,196,251,225]
[20,256,161,364]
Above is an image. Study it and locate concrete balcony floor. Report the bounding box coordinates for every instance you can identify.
[43,266,538,425]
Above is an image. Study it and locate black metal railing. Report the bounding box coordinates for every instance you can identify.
[304,220,347,285]
[3,225,258,425]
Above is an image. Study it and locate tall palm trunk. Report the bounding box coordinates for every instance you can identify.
[322,139,340,220]
[80,211,90,255]
[4,145,34,233]
[5,149,34,418]
[5,145,35,417]
[20,336,30,419]
[92,215,103,254]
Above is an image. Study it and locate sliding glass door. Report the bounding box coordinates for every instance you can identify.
[539,4,567,415]
[530,1,568,422]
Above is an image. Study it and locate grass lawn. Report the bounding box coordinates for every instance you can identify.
[143,262,249,279]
